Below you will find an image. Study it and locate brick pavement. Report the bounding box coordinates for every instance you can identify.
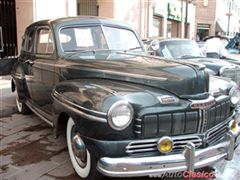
[0,114,78,180]
[0,113,240,180]
[0,76,17,118]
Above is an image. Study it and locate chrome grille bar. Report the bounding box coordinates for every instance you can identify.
[126,135,202,155]
[206,120,229,145]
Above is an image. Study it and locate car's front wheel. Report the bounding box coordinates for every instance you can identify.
[66,117,102,180]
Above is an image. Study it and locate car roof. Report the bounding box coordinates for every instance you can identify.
[144,37,191,44]
[26,16,134,30]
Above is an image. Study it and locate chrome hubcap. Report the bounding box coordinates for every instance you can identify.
[71,133,87,168]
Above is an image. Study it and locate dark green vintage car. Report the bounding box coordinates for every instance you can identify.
[11,17,240,179]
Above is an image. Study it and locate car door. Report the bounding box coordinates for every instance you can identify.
[17,26,36,100]
[31,26,57,116]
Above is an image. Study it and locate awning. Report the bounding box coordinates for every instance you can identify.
[216,20,227,33]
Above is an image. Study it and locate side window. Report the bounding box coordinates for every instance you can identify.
[36,28,54,55]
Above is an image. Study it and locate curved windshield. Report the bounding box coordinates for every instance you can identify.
[59,25,143,52]
[158,40,204,59]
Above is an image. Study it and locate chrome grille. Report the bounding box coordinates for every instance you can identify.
[172,136,202,151]
[206,120,229,145]
[126,135,202,155]
[220,67,240,85]
[203,97,231,131]
[139,111,199,138]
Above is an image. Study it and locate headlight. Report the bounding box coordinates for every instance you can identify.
[108,101,133,131]
[229,86,240,107]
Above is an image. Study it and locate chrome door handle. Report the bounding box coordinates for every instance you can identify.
[0,26,3,52]
[25,59,34,65]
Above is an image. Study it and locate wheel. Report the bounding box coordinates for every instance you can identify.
[66,117,102,180]
[15,89,31,114]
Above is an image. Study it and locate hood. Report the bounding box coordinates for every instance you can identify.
[60,52,209,97]
[187,57,236,75]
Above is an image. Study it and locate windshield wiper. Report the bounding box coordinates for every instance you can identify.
[178,55,204,59]
[126,46,142,51]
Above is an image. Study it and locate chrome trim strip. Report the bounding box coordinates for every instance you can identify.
[215,95,229,103]
[53,92,107,123]
[190,95,215,109]
[53,90,107,116]
[198,109,202,133]
[97,133,236,177]
[201,109,208,132]
[25,101,54,127]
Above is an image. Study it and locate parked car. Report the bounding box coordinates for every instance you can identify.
[224,33,240,65]
[146,38,240,86]
[11,17,240,179]
[197,34,240,66]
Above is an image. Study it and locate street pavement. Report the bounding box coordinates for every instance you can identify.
[0,75,17,118]
[0,76,240,180]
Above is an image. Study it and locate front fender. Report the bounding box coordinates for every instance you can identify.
[53,79,162,114]
[52,79,187,140]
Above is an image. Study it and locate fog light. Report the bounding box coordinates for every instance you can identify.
[157,136,173,153]
[229,120,238,133]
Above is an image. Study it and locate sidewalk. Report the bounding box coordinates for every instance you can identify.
[0,75,17,117]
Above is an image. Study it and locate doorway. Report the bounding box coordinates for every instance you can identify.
[0,0,18,75]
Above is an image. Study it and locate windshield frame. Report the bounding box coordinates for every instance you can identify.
[57,24,144,55]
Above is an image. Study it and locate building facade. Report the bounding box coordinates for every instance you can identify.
[13,0,198,52]
[195,0,240,40]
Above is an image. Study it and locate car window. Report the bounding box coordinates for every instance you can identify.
[36,28,55,55]
[59,25,143,52]
[60,26,108,52]
[102,26,142,51]
[159,40,203,59]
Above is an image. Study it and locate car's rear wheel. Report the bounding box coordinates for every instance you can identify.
[15,85,30,114]
[66,117,102,180]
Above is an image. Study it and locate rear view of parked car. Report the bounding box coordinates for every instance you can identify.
[11,17,240,179]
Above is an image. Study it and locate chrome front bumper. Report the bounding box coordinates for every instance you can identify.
[97,131,240,177]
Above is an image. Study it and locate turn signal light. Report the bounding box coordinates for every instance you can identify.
[229,120,238,133]
[157,137,173,154]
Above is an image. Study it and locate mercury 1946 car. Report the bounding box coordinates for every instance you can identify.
[11,17,240,179]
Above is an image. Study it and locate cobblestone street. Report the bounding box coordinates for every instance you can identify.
[0,113,240,180]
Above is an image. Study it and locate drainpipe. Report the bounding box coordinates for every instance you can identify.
[184,0,189,38]
[227,0,232,36]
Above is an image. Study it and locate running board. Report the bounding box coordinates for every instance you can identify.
[26,101,54,127]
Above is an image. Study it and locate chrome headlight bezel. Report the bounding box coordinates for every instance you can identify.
[229,86,240,107]
[107,101,134,131]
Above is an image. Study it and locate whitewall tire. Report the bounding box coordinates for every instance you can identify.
[67,117,91,178]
